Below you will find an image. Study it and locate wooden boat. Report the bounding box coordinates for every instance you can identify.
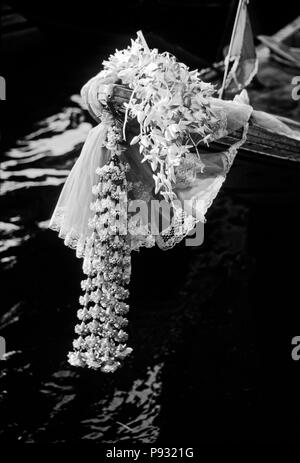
[104,14,300,204]
[210,120,300,204]
[199,16,300,168]
[211,118,300,165]
[97,15,300,172]
[6,1,299,201]
[103,79,300,205]
[208,16,300,201]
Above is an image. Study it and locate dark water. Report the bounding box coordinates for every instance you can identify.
[1,8,300,444]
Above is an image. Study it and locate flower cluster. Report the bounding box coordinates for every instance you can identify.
[68,126,132,373]
[68,35,228,372]
[89,36,223,202]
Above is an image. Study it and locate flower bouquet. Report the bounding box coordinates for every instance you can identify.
[50,32,253,372]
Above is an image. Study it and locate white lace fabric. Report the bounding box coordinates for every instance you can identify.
[49,122,111,257]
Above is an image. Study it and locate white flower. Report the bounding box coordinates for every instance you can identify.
[68,351,84,367]
[69,154,132,373]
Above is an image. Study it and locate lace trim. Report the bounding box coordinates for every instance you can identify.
[156,207,198,250]
[49,208,89,258]
[156,122,249,250]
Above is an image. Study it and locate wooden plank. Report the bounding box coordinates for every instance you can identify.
[256,16,300,60]
[248,125,300,152]
[215,138,300,162]
[271,16,300,43]
[211,124,300,162]
[109,75,300,164]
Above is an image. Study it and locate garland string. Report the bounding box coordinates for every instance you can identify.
[68,127,132,372]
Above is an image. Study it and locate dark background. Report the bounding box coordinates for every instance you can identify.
[1,0,300,444]
[2,0,300,145]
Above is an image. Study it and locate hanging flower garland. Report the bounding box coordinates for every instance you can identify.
[68,124,133,372]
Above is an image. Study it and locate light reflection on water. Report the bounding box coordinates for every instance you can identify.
[80,363,163,442]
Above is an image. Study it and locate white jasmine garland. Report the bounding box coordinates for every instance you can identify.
[68,124,133,373]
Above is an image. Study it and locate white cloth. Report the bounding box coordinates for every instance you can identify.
[49,122,111,257]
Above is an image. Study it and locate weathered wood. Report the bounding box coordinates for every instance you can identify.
[212,124,300,163]
[109,85,133,107]
[110,84,300,163]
